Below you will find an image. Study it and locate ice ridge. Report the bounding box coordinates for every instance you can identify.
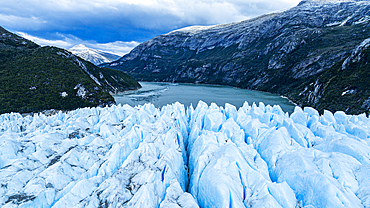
[0,101,370,207]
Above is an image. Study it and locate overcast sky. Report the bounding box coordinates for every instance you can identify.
[0,0,301,56]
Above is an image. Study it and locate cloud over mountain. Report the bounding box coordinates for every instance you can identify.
[1,0,301,43]
[17,32,139,56]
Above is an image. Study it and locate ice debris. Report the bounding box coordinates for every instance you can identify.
[0,101,370,207]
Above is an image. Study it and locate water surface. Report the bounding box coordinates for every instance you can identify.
[114,82,295,113]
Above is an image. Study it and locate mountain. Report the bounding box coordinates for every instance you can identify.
[0,26,141,114]
[68,44,120,65]
[1,101,370,207]
[103,0,370,115]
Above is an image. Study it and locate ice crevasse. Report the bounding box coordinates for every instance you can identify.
[0,101,370,208]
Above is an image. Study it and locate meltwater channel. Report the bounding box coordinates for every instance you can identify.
[114,82,295,113]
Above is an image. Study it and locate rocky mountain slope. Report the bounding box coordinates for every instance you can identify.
[104,0,370,115]
[69,44,120,65]
[0,26,141,114]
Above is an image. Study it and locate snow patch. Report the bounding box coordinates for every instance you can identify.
[74,84,87,98]
[73,57,101,86]
[353,15,370,25]
[341,89,357,96]
[60,92,68,97]
[342,37,370,70]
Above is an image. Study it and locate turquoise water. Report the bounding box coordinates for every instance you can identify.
[114,82,295,113]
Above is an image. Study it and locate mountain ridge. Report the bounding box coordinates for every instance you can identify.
[0,26,141,114]
[103,0,370,114]
[69,44,120,65]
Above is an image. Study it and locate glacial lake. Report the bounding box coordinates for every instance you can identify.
[114,82,296,114]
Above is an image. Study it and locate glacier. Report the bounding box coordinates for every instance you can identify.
[0,101,370,208]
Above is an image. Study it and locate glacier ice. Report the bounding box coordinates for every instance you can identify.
[0,101,370,207]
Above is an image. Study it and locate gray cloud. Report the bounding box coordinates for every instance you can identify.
[1,0,301,31]
[93,41,140,56]
[2,0,301,54]
[17,32,78,48]
[17,32,139,56]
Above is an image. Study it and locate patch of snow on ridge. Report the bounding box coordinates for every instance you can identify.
[74,84,87,98]
[299,0,358,6]
[353,15,370,25]
[0,101,370,207]
[73,57,101,86]
[342,37,370,70]
[170,25,215,34]
[60,92,68,97]
[167,20,244,36]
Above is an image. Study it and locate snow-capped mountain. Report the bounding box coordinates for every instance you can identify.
[1,101,370,207]
[69,44,120,65]
[103,0,370,114]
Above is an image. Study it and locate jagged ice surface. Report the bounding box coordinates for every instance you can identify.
[0,101,370,207]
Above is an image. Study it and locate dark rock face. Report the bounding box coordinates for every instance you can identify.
[104,0,370,114]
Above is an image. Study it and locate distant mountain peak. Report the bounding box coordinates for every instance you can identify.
[70,44,89,49]
[68,44,120,66]
[76,43,87,47]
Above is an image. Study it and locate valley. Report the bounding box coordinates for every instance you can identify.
[1,0,370,207]
[103,0,370,115]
